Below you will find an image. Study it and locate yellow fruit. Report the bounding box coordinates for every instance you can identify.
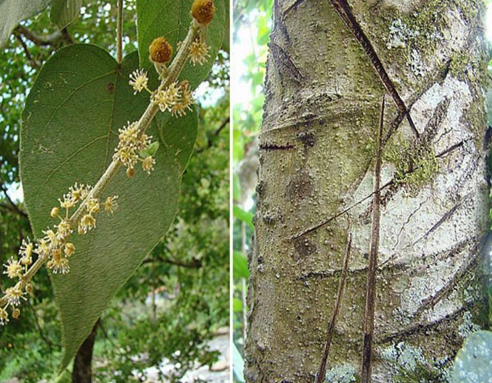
[191,0,215,25]
[149,37,173,64]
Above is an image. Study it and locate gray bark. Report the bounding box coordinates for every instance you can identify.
[245,0,490,382]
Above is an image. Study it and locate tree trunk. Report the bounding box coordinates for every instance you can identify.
[72,320,98,383]
[245,0,489,382]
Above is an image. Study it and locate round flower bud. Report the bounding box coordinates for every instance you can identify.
[51,207,60,218]
[149,37,173,64]
[126,168,135,178]
[191,0,215,25]
[12,308,20,319]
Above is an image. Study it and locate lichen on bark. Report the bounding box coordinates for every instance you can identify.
[245,0,489,382]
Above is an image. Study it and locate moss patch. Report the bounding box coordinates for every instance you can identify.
[384,135,439,195]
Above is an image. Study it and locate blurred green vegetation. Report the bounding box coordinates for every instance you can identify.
[232,0,272,381]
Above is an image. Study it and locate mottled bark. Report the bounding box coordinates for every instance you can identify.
[245,0,489,382]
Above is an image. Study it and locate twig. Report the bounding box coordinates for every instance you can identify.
[315,232,352,383]
[61,27,74,46]
[14,25,64,47]
[13,33,37,68]
[214,116,230,136]
[0,183,27,219]
[360,95,385,383]
[196,117,230,153]
[142,256,202,268]
[117,0,123,64]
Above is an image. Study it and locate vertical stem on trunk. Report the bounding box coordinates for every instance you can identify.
[361,96,385,383]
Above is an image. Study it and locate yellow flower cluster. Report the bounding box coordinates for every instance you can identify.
[0,183,118,325]
[151,80,195,117]
[112,121,156,177]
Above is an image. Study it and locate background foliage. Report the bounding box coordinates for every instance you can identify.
[0,0,229,381]
[231,0,271,381]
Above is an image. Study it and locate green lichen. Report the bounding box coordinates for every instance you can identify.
[381,342,452,383]
[383,135,439,195]
[324,364,358,383]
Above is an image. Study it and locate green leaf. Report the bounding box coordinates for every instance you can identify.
[233,250,249,279]
[20,44,196,371]
[221,0,229,52]
[452,330,492,382]
[0,0,50,47]
[50,0,82,29]
[136,0,226,90]
[232,297,243,312]
[233,205,254,229]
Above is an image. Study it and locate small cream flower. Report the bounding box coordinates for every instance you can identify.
[142,156,156,174]
[69,183,89,202]
[86,198,100,214]
[59,193,76,209]
[19,238,33,259]
[0,307,8,326]
[5,286,25,306]
[79,214,96,234]
[56,219,72,239]
[47,255,70,274]
[172,81,195,117]
[129,69,149,94]
[113,121,147,169]
[104,196,118,214]
[64,243,75,257]
[188,40,210,66]
[3,257,22,279]
[34,239,50,257]
[43,229,59,249]
[152,82,180,112]
[114,146,139,169]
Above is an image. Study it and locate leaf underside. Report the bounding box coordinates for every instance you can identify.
[0,0,50,47]
[50,0,83,29]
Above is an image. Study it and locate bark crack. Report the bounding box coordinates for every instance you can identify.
[377,304,472,345]
[391,197,430,253]
[411,199,464,247]
[411,240,482,321]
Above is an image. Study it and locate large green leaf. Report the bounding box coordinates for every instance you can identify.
[50,0,83,29]
[20,44,197,371]
[452,330,492,382]
[0,0,50,47]
[136,0,226,90]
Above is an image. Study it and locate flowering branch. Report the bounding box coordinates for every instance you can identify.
[0,0,216,325]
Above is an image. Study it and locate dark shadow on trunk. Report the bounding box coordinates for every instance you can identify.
[72,319,99,383]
